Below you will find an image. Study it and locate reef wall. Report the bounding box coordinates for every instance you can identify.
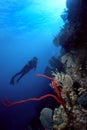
[54,0,87,54]
[45,0,87,129]
[53,0,87,81]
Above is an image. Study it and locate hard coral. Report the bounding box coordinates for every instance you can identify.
[40,108,53,130]
[52,71,87,130]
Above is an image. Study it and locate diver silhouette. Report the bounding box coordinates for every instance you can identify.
[10,57,38,85]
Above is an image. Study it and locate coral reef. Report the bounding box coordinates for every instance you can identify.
[51,71,73,88]
[1,1,87,130]
[60,53,87,97]
[52,2,87,129]
[53,23,76,51]
[53,106,68,130]
[61,52,87,79]
[78,93,87,109]
[0,73,66,129]
[51,71,87,130]
[39,107,53,130]
[44,56,65,77]
[0,72,87,130]
[54,0,87,53]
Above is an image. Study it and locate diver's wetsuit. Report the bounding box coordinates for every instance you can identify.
[10,57,38,85]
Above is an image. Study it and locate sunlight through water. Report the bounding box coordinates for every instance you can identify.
[0,0,66,35]
[0,1,67,129]
[0,0,67,89]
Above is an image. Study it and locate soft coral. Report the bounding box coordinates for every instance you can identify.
[0,74,64,108]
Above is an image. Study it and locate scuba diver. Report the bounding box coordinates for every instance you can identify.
[10,57,38,85]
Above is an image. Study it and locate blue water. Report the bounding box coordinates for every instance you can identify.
[0,0,66,130]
